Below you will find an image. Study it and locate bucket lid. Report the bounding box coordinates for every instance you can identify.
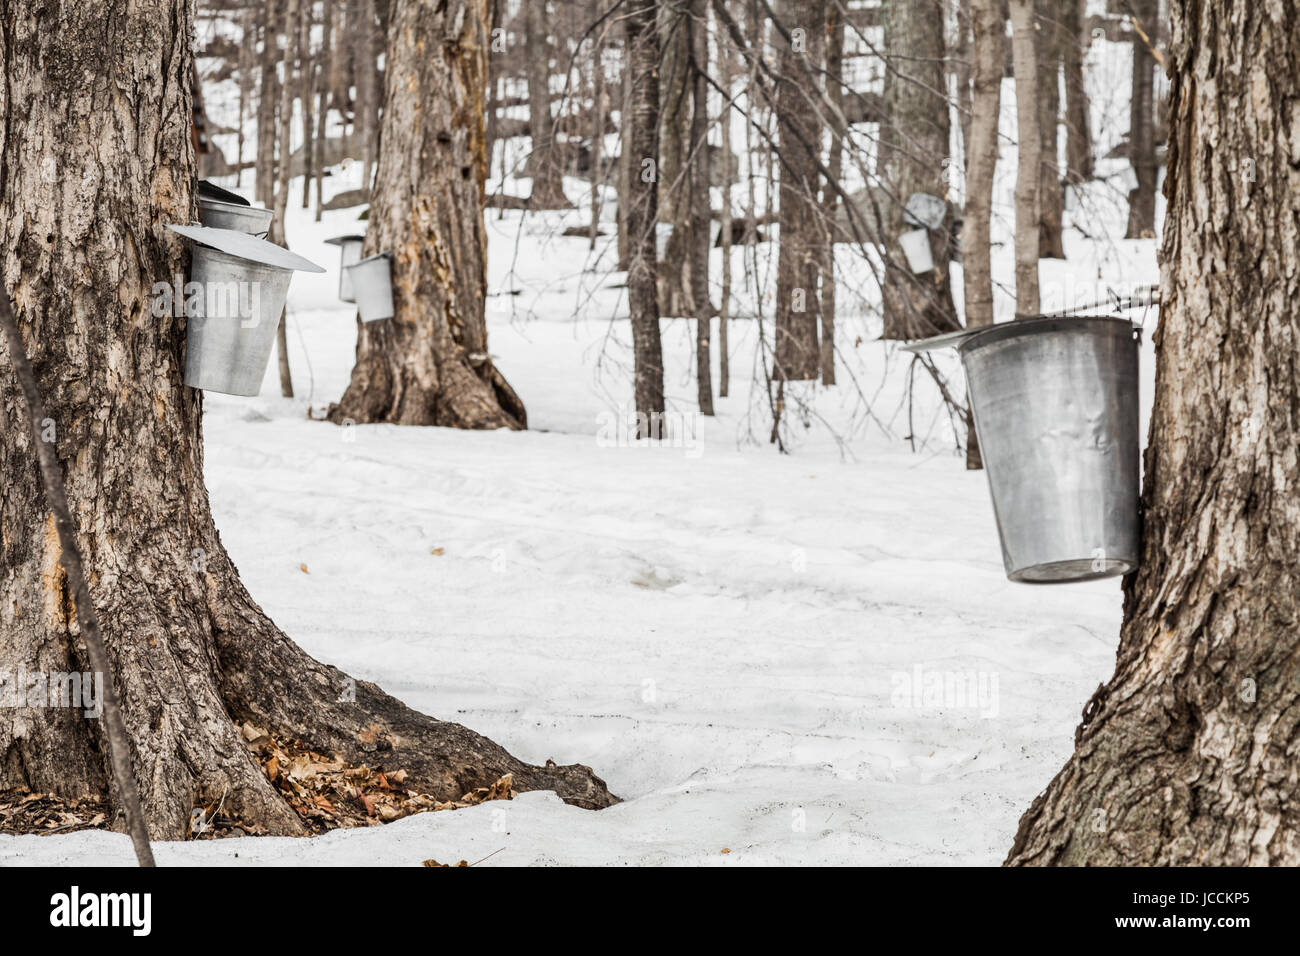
[901,314,1138,354]
[343,252,392,271]
[325,234,366,246]
[903,192,947,231]
[166,224,325,273]
[197,180,251,206]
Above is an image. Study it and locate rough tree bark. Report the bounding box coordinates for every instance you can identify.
[1009,0,1041,315]
[963,0,1003,470]
[717,4,733,398]
[687,0,713,415]
[1036,0,1065,259]
[1062,0,1093,183]
[819,1,845,385]
[271,0,298,400]
[525,0,572,208]
[331,0,526,429]
[1125,0,1158,239]
[879,0,960,340]
[655,2,693,317]
[625,0,667,435]
[0,0,610,840]
[773,0,824,375]
[1007,0,1300,866]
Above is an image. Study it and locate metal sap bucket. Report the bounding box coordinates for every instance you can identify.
[906,315,1141,583]
[343,252,394,322]
[198,198,274,236]
[167,225,325,396]
[325,234,365,302]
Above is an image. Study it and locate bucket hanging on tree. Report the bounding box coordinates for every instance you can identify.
[325,234,366,302]
[343,252,394,322]
[906,315,1141,583]
[166,224,325,396]
[198,198,274,236]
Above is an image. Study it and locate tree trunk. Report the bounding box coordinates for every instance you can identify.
[331,0,526,429]
[773,0,824,375]
[717,4,732,398]
[688,0,713,415]
[1007,0,1300,866]
[526,0,571,208]
[617,41,632,271]
[1009,0,1041,315]
[0,0,611,841]
[1036,0,1065,259]
[1061,0,1093,183]
[1124,0,1158,239]
[963,0,1003,470]
[300,0,315,210]
[256,2,280,208]
[272,0,299,400]
[625,0,667,436]
[314,0,335,222]
[879,0,960,340]
[656,2,693,317]
[819,1,845,385]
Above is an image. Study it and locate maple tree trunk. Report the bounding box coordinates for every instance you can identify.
[688,0,713,415]
[1061,0,1093,183]
[963,0,1003,470]
[1007,0,1300,865]
[1125,0,1159,239]
[331,0,526,429]
[879,0,960,340]
[1036,0,1065,259]
[0,0,610,841]
[1009,0,1041,315]
[819,2,845,386]
[525,0,571,209]
[624,0,666,435]
[772,0,824,374]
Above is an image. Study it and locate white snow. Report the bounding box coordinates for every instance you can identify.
[2,27,1165,866]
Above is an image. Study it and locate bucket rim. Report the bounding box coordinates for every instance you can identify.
[198,197,269,216]
[901,313,1137,354]
[344,251,392,270]
[167,224,325,273]
[325,234,366,246]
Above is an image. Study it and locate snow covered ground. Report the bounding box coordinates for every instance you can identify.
[1,34,1164,864]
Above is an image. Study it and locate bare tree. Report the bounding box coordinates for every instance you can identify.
[0,0,611,840]
[687,0,714,414]
[625,0,667,434]
[1009,0,1041,315]
[1061,0,1093,183]
[772,0,824,376]
[879,0,960,339]
[331,0,526,427]
[1036,0,1065,259]
[1124,0,1159,238]
[1008,0,1300,866]
[526,0,572,208]
[819,0,845,385]
[963,0,1003,468]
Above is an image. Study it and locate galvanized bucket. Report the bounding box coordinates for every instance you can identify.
[325,234,365,302]
[898,228,934,274]
[185,245,292,395]
[343,252,394,322]
[199,198,273,236]
[167,225,325,396]
[907,315,1141,583]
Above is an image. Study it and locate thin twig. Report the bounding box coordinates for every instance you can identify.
[0,283,155,868]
